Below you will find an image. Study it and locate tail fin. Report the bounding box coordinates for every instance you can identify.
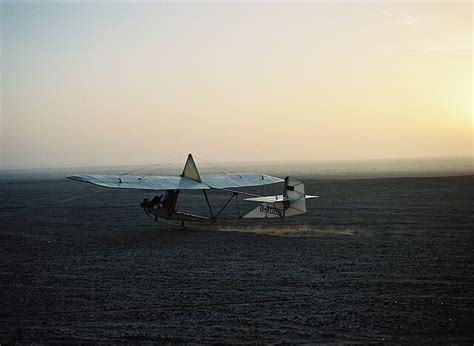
[284,177,305,200]
[282,177,307,217]
[244,176,316,218]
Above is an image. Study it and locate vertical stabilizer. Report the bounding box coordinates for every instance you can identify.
[283,177,307,216]
[181,154,201,182]
[284,177,305,201]
[244,177,310,218]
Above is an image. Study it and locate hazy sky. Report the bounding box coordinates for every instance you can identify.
[1,2,472,168]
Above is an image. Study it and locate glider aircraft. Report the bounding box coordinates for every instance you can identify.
[67,154,318,225]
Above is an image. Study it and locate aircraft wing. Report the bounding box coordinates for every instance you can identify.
[66,174,210,190]
[201,173,283,189]
[66,173,283,191]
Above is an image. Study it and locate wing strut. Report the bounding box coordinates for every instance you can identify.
[215,193,238,219]
[236,193,241,218]
[202,190,214,218]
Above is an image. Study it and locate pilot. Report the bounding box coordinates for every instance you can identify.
[150,195,163,209]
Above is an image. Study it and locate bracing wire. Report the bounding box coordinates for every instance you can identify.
[139,159,182,179]
[120,153,236,177]
[192,154,234,175]
[120,154,186,176]
[23,153,255,213]
[13,154,191,211]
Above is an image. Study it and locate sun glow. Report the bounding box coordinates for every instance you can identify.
[1,2,472,168]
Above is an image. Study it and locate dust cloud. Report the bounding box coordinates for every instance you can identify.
[217,224,365,237]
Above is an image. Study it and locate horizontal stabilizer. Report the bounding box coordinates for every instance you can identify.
[244,195,318,203]
[244,195,287,203]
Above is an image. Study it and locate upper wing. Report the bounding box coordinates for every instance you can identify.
[66,172,283,191]
[201,173,283,189]
[66,174,210,190]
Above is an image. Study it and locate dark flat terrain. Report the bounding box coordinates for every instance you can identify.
[1,175,473,343]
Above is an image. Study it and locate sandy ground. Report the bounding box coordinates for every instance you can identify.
[1,175,473,343]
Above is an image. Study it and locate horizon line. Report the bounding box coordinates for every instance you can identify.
[1,154,472,171]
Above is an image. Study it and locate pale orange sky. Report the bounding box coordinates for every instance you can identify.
[0,2,472,168]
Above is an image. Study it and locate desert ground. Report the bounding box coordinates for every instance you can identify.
[1,175,473,343]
